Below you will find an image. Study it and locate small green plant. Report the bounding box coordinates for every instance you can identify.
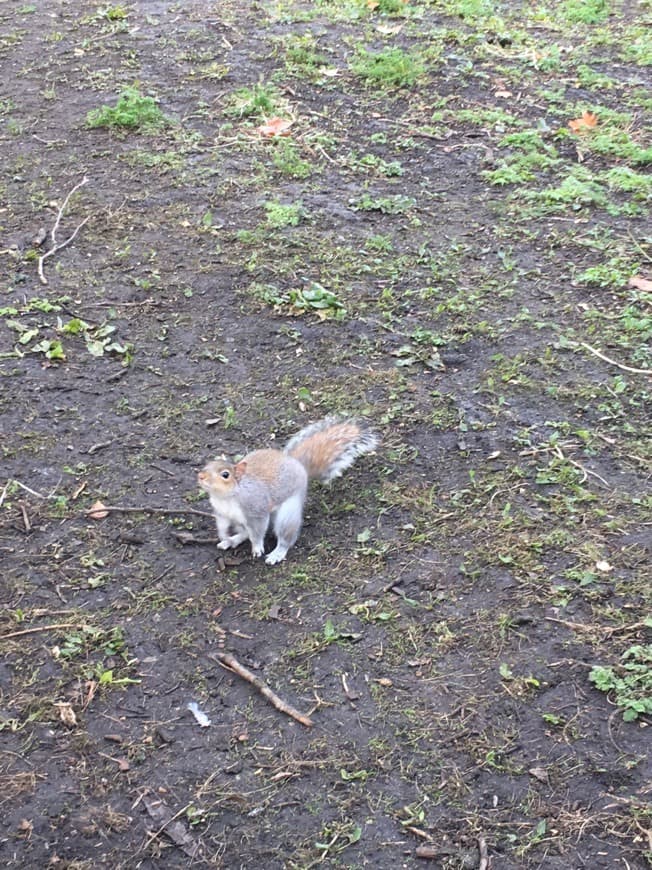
[576,257,637,289]
[561,0,610,25]
[225,83,280,118]
[271,140,312,178]
[350,47,425,88]
[352,193,415,213]
[86,86,167,131]
[101,4,130,20]
[589,644,652,721]
[288,282,345,319]
[284,33,330,76]
[264,200,304,229]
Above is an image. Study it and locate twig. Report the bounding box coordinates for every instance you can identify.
[18,501,31,532]
[86,504,213,518]
[1,623,79,641]
[545,617,649,637]
[37,176,90,285]
[142,800,194,853]
[478,836,489,870]
[552,445,610,487]
[211,651,313,727]
[579,342,652,376]
[5,479,47,499]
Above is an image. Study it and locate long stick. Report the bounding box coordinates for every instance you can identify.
[0,623,78,640]
[38,176,90,285]
[580,342,652,376]
[212,651,313,727]
[87,504,213,518]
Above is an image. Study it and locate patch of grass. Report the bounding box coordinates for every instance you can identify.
[589,643,652,721]
[124,149,185,172]
[271,139,313,178]
[576,257,638,289]
[86,86,168,131]
[561,0,610,24]
[264,200,305,228]
[619,28,652,66]
[350,46,425,88]
[561,108,652,166]
[224,82,282,118]
[352,193,416,213]
[283,33,330,77]
[346,151,404,177]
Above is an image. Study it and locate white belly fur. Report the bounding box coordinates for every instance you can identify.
[209,494,248,527]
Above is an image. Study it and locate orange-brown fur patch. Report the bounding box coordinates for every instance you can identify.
[240,449,285,485]
[288,422,361,478]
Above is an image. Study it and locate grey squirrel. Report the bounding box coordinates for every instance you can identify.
[197,417,378,565]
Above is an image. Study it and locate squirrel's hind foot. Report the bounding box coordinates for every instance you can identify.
[265,545,289,565]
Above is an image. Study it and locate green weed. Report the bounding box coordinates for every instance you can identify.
[271,140,313,178]
[353,193,415,213]
[350,46,425,88]
[589,643,652,721]
[225,83,281,118]
[264,200,305,228]
[561,0,610,25]
[86,86,167,131]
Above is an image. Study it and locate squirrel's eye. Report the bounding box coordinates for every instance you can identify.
[220,470,230,480]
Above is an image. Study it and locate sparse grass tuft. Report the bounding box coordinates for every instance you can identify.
[86,86,167,131]
[350,46,425,88]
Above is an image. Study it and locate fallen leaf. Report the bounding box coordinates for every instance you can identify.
[628,275,652,293]
[529,766,549,782]
[54,701,77,728]
[143,796,200,859]
[569,111,598,133]
[255,117,293,138]
[87,500,109,519]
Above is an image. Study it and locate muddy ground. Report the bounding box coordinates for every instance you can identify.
[1,1,650,867]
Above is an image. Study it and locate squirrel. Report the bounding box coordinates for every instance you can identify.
[197,416,378,565]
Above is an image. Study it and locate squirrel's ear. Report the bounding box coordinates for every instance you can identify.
[234,460,247,481]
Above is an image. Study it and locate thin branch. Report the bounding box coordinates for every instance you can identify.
[545,617,649,637]
[38,176,90,285]
[86,504,213,519]
[478,837,489,870]
[211,651,313,727]
[1,623,79,641]
[579,342,652,376]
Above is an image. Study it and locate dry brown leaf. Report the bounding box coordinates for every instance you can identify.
[54,701,77,728]
[569,111,598,133]
[529,766,549,782]
[87,499,109,519]
[628,275,652,293]
[255,117,293,138]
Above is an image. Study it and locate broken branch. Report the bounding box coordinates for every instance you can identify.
[87,504,213,519]
[211,651,313,727]
[38,176,90,285]
[579,342,652,376]
[0,623,79,641]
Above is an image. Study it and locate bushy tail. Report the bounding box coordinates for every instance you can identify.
[285,416,378,483]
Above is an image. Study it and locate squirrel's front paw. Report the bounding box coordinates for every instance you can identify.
[217,539,233,550]
[251,544,265,558]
